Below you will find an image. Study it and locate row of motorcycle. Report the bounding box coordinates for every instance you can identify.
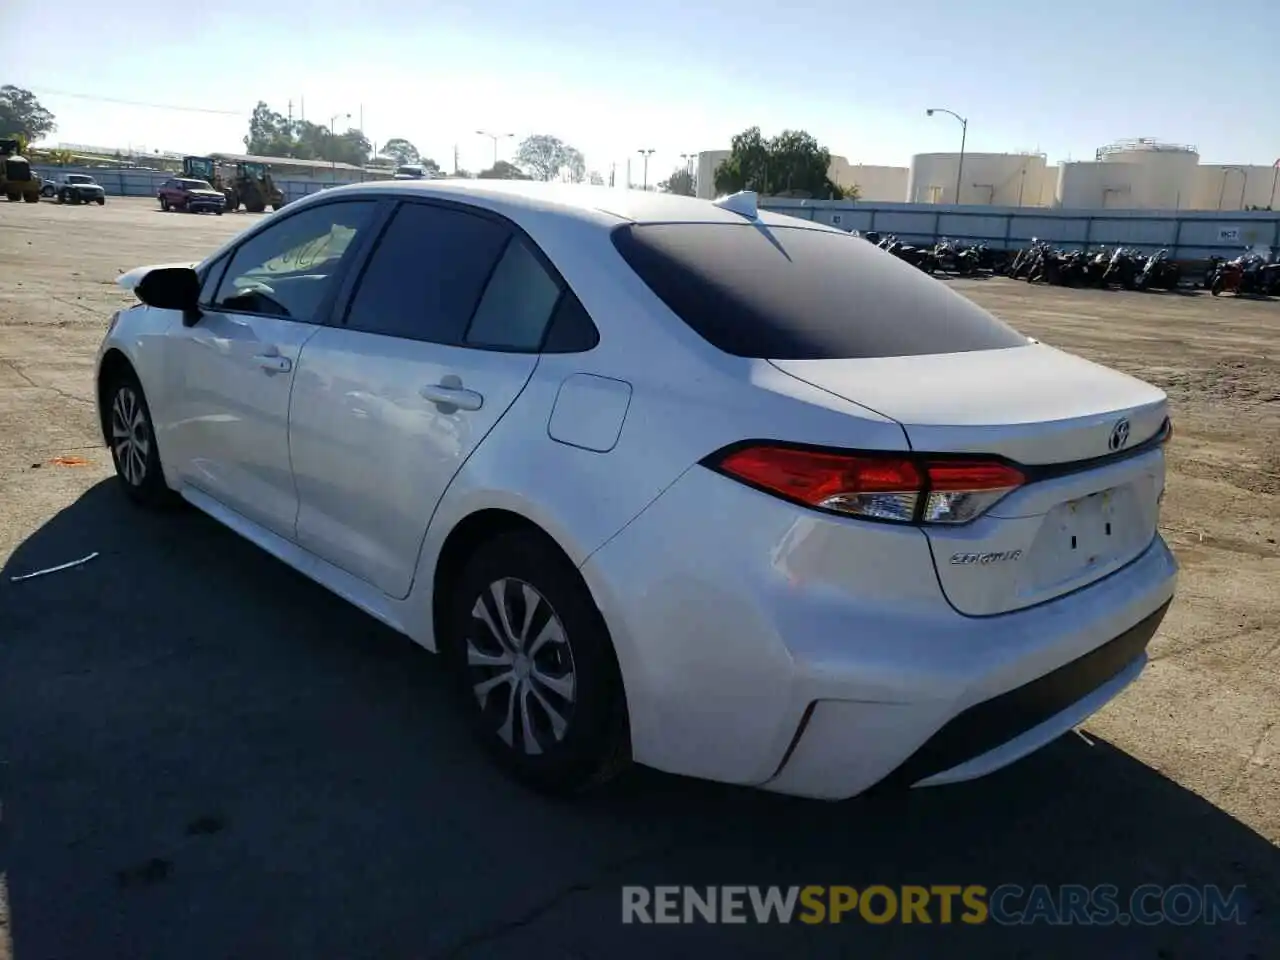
[854,232,1009,275]
[1204,248,1280,296]
[856,229,1280,298]
[1006,241,1182,291]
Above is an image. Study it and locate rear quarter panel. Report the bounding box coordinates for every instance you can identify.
[399,214,913,649]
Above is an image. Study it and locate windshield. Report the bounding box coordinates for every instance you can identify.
[66,174,94,184]
[396,165,424,177]
[179,179,214,190]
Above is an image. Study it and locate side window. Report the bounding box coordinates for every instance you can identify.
[344,202,511,344]
[199,254,228,305]
[541,291,600,354]
[212,200,376,322]
[465,238,562,351]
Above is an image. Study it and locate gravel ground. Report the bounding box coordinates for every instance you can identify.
[0,198,1276,959]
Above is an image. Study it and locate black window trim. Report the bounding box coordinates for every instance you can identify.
[332,195,599,355]
[203,196,393,325]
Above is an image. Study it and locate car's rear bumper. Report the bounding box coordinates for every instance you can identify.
[581,465,1178,800]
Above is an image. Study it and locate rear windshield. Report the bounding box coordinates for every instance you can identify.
[611,222,1027,359]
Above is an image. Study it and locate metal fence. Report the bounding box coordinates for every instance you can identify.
[759,198,1280,262]
[31,164,369,204]
[29,167,1280,261]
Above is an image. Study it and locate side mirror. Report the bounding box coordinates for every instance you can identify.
[135,267,200,317]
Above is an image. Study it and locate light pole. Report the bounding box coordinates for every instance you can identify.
[476,130,514,169]
[637,148,655,190]
[1218,165,1247,210]
[1270,160,1279,210]
[926,107,968,205]
[329,112,350,181]
[680,152,697,195]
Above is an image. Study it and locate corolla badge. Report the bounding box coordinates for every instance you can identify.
[1108,418,1131,452]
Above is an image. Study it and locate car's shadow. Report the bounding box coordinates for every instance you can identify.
[1,482,1276,960]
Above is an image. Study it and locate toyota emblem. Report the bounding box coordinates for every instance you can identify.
[1108,418,1131,452]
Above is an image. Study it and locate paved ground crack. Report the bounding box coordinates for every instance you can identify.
[0,358,94,407]
[431,833,691,959]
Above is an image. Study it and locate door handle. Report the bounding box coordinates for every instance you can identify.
[419,383,484,411]
[254,354,292,374]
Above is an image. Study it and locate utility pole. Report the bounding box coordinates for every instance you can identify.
[287,100,293,125]
[637,148,655,190]
[609,162,616,187]
[453,144,459,175]
[626,157,631,189]
[476,131,514,169]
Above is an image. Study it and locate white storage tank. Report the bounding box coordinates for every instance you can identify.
[1095,138,1199,210]
[1056,162,1137,209]
[908,152,1048,206]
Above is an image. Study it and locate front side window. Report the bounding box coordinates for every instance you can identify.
[212,201,376,322]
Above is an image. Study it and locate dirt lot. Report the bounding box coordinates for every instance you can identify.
[0,197,1277,959]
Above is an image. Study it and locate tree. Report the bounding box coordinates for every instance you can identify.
[382,138,421,166]
[0,86,56,142]
[245,101,291,155]
[477,160,530,180]
[243,101,372,166]
[713,126,841,199]
[660,167,696,196]
[515,134,585,182]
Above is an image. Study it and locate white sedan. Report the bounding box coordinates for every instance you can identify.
[97,181,1177,799]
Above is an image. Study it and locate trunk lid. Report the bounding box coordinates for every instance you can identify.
[771,344,1169,615]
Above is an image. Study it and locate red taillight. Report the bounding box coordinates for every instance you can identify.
[710,444,1024,525]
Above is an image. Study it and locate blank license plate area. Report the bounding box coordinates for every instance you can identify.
[1029,485,1143,589]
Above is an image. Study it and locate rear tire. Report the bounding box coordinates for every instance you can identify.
[103,370,179,508]
[160,198,170,211]
[96,197,105,206]
[443,531,630,796]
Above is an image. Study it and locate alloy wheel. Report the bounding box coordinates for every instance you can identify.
[110,385,151,487]
[465,578,577,756]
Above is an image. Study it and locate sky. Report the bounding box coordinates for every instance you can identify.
[2,0,1277,180]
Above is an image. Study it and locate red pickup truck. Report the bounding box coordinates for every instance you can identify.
[157,177,226,214]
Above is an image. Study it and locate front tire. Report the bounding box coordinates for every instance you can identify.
[445,531,630,795]
[1211,276,1224,296]
[105,371,177,508]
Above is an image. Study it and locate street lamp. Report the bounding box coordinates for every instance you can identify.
[329,112,350,181]
[476,130,514,169]
[1217,165,1247,211]
[637,148,655,190]
[680,152,698,195]
[926,107,968,205]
